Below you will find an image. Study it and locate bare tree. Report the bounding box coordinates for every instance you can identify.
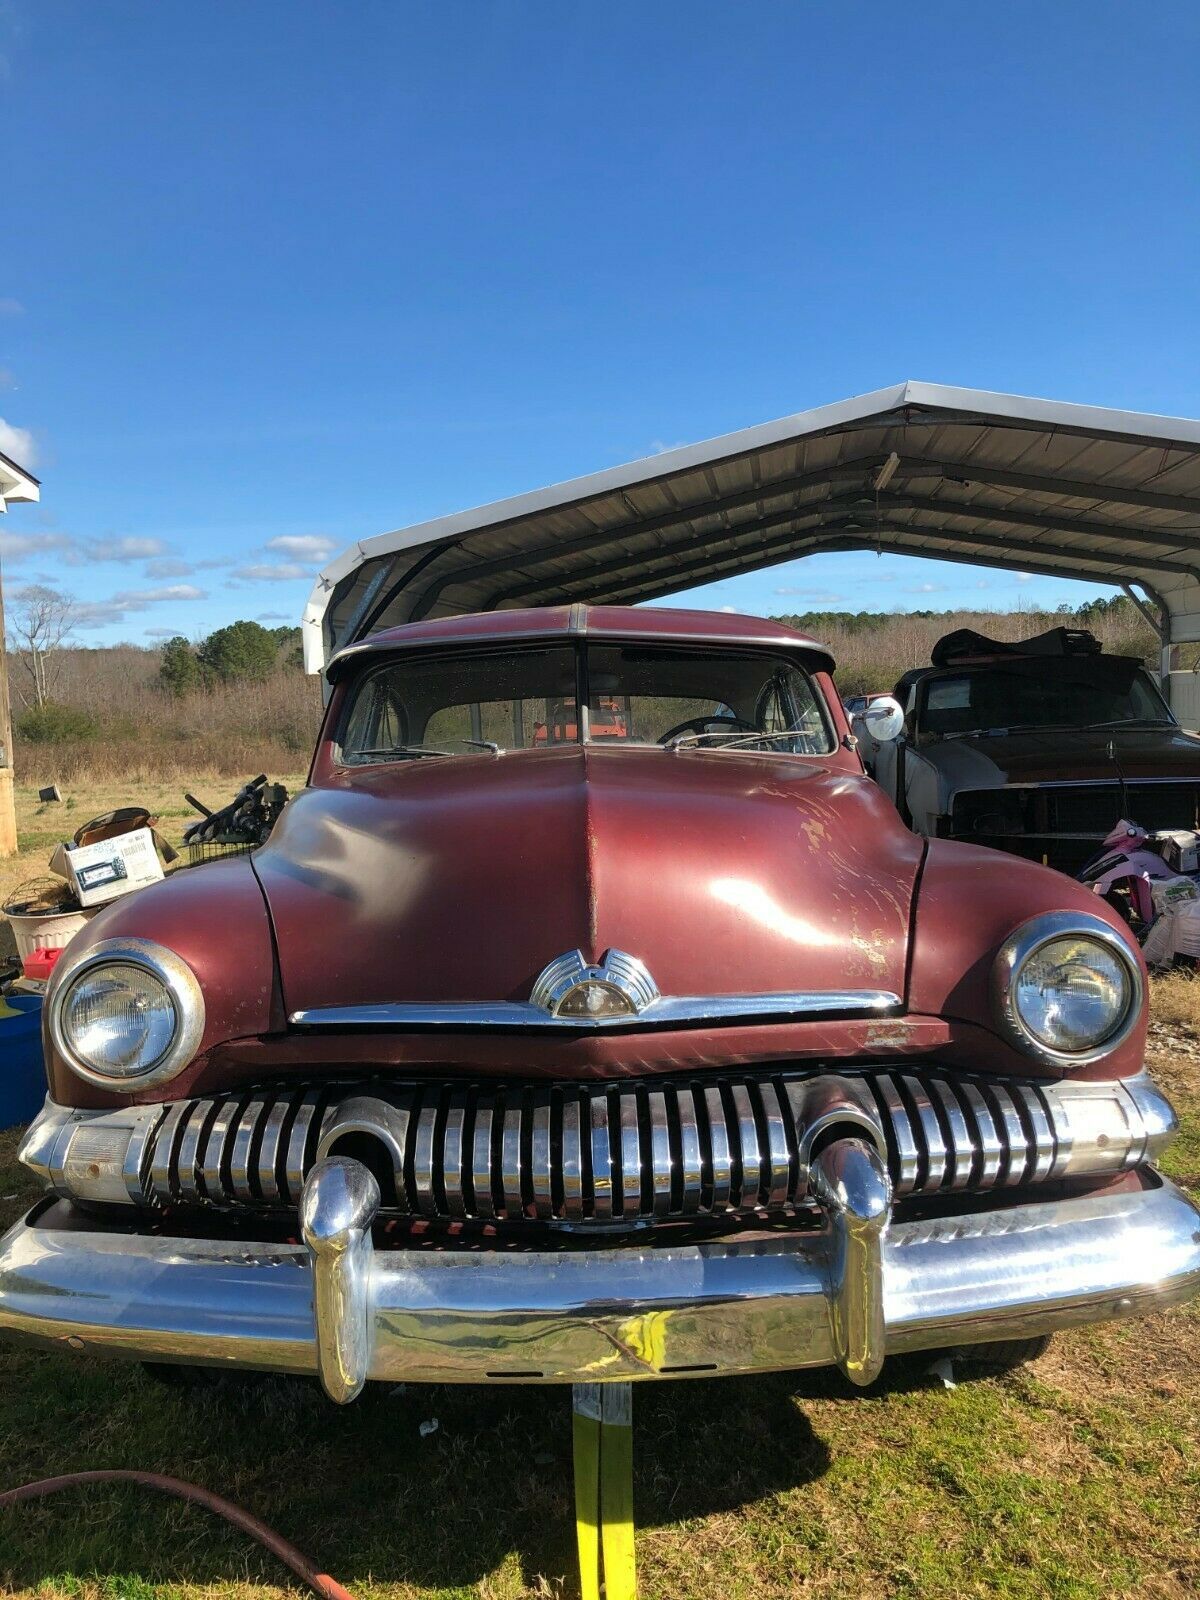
[6,585,77,709]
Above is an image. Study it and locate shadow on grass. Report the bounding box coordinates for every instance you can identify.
[0,1356,842,1595]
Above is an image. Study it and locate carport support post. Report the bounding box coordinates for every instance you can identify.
[0,558,17,857]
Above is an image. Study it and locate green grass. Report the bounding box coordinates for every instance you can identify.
[0,1046,1197,1600]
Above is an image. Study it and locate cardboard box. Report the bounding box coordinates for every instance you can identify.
[1152,829,1200,875]
[64,827,164,907]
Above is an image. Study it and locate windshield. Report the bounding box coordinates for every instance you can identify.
[917,660,1173,740]
[339,643,835,762]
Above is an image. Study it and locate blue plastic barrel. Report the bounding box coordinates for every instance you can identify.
[0,994,46,1130]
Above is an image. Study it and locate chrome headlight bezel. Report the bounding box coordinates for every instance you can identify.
[48,936,205,1090]
[992,911,1143,1069]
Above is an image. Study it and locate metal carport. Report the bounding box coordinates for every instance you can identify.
[303,381,1200,712]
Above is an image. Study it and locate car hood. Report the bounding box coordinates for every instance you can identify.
[253,746,923,1018]
[922,724,1200,790]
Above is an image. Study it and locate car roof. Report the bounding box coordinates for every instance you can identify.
[326,603,836,679]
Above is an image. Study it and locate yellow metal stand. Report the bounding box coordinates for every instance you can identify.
[572,1383,636,1600]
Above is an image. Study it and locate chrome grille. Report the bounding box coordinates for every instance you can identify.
[132,1067,1117,1224]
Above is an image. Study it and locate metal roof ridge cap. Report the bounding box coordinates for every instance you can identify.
[897,381,1200,444]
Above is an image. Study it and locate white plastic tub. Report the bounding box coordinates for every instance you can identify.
[6,907,97,961]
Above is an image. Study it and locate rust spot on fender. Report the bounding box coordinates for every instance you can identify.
[864,1022,918,1049]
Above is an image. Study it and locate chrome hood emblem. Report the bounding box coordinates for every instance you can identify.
[530,949,660,1021]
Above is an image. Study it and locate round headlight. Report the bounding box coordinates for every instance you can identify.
[49,938,205,1089]
[993,913,1141,1066]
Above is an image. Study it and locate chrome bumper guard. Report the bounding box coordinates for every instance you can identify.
[1,1148,1197,1402]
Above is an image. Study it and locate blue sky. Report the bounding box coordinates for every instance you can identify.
[1,1,1198,645]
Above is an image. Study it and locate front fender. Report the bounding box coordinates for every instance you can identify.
[43,855,281,1109]
[907,839,1147,1082]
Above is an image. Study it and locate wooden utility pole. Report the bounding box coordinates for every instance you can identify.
[0,456,39,856]
[0,552,16,857]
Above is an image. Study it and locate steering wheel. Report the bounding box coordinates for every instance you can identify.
[658,714,759,746]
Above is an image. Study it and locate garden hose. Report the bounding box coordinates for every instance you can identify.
[0,1469,355,1600]
[4,1397,639,1599]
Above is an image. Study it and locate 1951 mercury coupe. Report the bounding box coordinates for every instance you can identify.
[2,605,1198,1402]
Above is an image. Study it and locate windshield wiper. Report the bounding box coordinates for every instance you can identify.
[351,745,457,762]
[1086,718,1173,730]
[942,722,1081,740]
[667,729,809,751]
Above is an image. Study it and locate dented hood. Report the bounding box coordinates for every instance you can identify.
[253,747,923,1018]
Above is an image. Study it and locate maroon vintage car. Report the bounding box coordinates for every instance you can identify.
[2,606,1197,1401]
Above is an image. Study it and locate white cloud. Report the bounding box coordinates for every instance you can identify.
[84,536,168,562]
[230,562,312,582]
[773,586,847,602]
[0,298,23,317]
[0,369,15,391]
[0,416,35,467]
[114,584,204,604]
[43,581,209,631]
[0,530,73,563]
[906,581,945,595]
[257,610,290,621]
[144,628,178,639]
[1017,572,1034,584]
[650,439,689,455]
[266,534,334,561]
[976,578,990,590]
[144,557,196,579]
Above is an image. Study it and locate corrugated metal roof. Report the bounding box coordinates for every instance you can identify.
[303,381,1200,672]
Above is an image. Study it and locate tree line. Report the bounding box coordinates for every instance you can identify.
[158,622,303,696]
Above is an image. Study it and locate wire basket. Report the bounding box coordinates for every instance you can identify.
[186,840,254,868]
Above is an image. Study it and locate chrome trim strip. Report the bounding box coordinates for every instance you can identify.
[619,1092,642,1216]
[677,1089,703,1213]
[287,989,904,1032]
[3,1175,1196,1390]
[560,1096,584,1221]
[648,1090,672,1218]
[472,1094,496,1219]
[443,1092,468,1220]
[705,1084,731,1210]
[875,1074,919,1195]
[257,1098,290,1202]
[590,1093,613,1221]
[531,1093,553,1220]
[731,1083,761,1207]
[902,1075,946,1191]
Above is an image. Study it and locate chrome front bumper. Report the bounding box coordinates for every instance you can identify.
[1,1156,1198,1400]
